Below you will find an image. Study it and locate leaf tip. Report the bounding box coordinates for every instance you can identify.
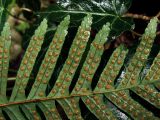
[1,22,11,39]
[144,17,158,38]
[65,15,70,20]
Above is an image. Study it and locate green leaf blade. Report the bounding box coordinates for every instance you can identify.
[28,15,70,99]
[10,19,48,101]
[117,17,158,88]
[105,90,158,119]
[82,94,116,120]
[94,45,128,92]
[48,14,92,97]
[71,22,111,95]
[0,22,11,104]
[131,85,160,109]
[57,97,83,120]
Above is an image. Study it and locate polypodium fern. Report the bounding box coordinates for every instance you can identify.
[0,15,159,120]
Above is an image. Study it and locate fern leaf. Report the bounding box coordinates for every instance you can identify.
[37,103,52,120]
[21,103,41,120]
[22,102,60,120]
[38,101,61,119]
[117,17,158,88]
[143,50,160,84]
[94,45,128,92]
[105,90,158,119]
[10,19,48,101]
[71,23,110,95]
[57,97,83,120]
[28,15,70,99]
[0,22,11,103]
[48,14,92,97]
[131,85,160,109]
[3,106,26,120]
[20,105,36,120]
[0,15,159,119]
[82,94,116,120]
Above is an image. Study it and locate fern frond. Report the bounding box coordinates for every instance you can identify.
[131,85,160,109]
[57,97,82,120]
[48,14,92,98]
[0,15,159,119]
[105,90,158,119]
[82,94,116,120]
[72,22,111,95]
[117,17,158,88]
[38,101,61,119]
[94,45,128,92]
[3,106,26,120]
[0,22,11,103]
[20,104,38,120]
[10,19,48,101]
[143,50,160,84]
[28,15,70,99]
[22,103,41,120]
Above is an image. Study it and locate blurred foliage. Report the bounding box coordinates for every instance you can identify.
[1,0,160,119]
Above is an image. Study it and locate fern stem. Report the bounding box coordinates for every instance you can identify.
[0,80,159,108]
